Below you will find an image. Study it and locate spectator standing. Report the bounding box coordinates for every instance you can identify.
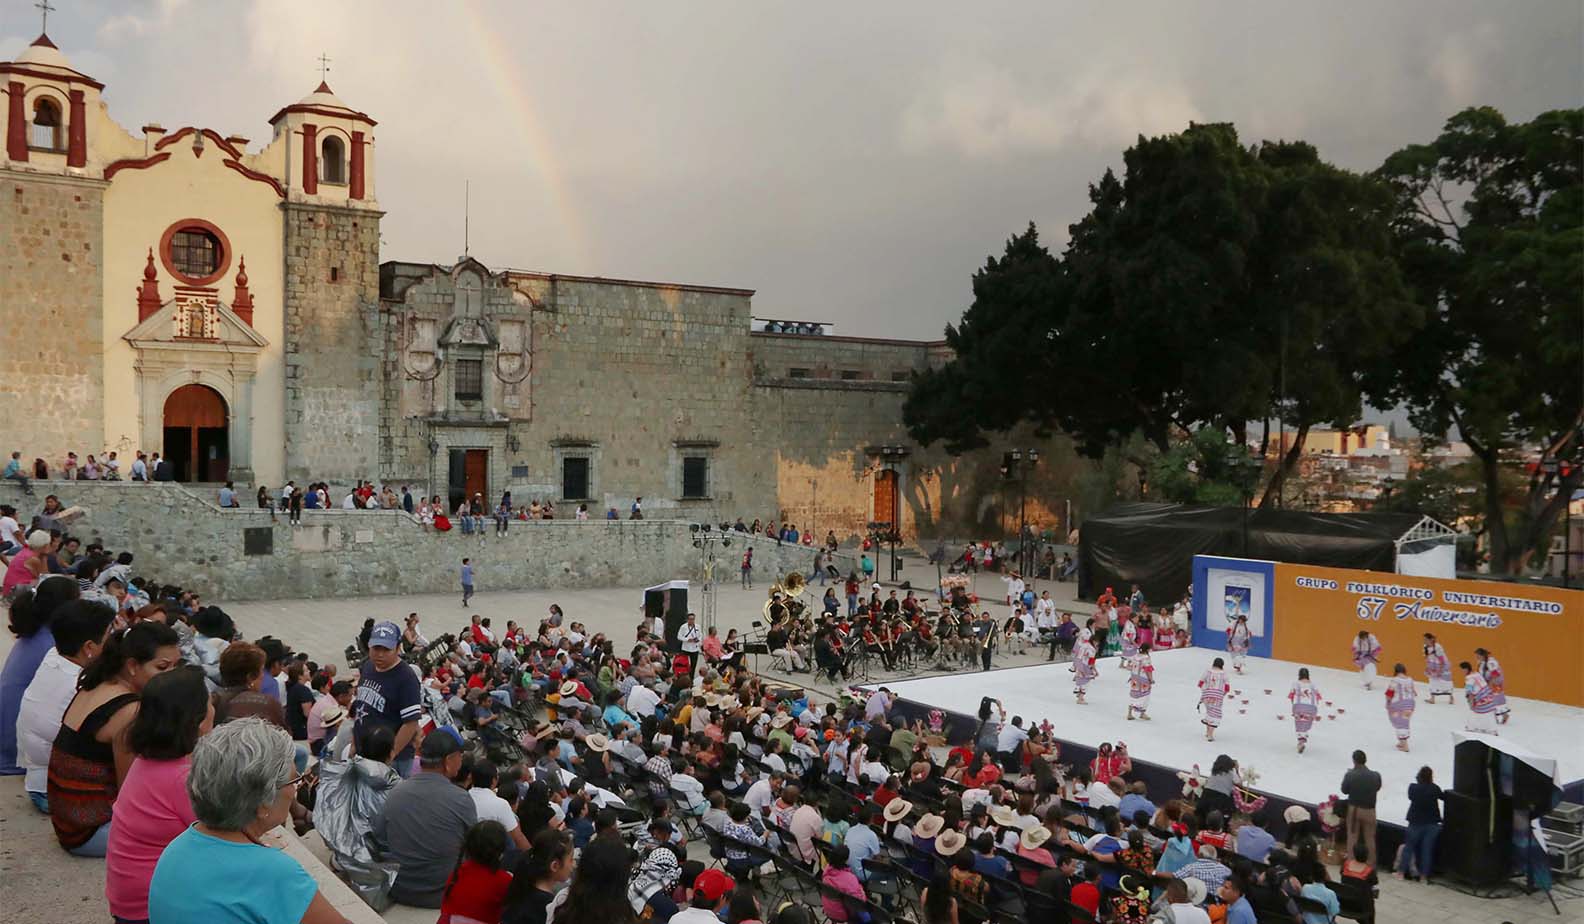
[374,731,479,907]
[461,558,476,607]
[1397,765,1446,881]
[1340,749,1382,866]
[352,621,423,775]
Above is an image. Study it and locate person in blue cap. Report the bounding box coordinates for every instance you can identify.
[352,620,422,777]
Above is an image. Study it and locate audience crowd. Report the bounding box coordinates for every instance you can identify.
[1,485,1408,924]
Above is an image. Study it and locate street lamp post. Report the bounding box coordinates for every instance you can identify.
[1002,448,1040,577]
[876,446,906,583]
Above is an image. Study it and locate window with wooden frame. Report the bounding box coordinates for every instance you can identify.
[454,358,483,401]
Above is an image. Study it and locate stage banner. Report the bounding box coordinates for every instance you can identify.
[1190,556,1274,658]
[1269,563,1584,707]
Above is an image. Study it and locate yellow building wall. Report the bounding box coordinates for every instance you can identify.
[100,136,289,484]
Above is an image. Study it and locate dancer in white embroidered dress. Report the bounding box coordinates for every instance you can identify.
[1288,667,1322,754]
[1385,663,1417,751]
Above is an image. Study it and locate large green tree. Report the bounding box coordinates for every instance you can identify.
[906,123,1415,504]
[1376,107,1583,574]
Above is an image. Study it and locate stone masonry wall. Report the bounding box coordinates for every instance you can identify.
[0,172,105,464]
[0,481,842,602]
[282,203,383,485]
[381,272,774,524]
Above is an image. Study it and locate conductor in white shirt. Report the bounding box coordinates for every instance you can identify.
[676,612,703,676]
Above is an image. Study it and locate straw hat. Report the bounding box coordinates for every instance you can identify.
[1020,825,1052,850]
[1184,878,1208,905]
[320,706,347,728]
[1283,805,1312,825]
[770,713,792,729]
[988,805,1020,828]
[704,692,724,707]
[882,799,913,823]
[584,733,610,753]
[912,813,945,839]
[934,830,967,856]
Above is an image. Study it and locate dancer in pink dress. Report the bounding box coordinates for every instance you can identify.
[1460,660,1499,735]
[1475,648,1509,725]
[1352,630,1383,690]
[1198,658,1231,741]
[1385,663,1417,752]
[1226,614,1252,674]
[1288,667,1322,754]
[1072,627,1098,704]
[1127,646,1154,721]
[1421,633,1454,704]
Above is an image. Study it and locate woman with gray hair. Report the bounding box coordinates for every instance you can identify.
[147,717,348,923]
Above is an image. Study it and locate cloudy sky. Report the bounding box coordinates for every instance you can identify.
[5,1,1580,339]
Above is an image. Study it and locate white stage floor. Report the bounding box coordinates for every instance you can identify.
[871,648,1584,825]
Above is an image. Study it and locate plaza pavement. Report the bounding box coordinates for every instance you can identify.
[1,564,1572,922]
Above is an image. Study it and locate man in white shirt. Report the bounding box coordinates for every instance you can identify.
[744,773,783,821]
[676,612,703,675]
[130,453,148,481]
[996,715,1030,764]
[0,505,21,553]
[342,492,358,509]
[1163,878,1213,924]
[466,759,529,850]
[16,601,115,811]
[626,682,661,718]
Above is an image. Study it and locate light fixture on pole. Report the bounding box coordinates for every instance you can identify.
[1003,447,1040,578]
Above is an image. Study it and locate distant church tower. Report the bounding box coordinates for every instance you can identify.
[0,33,108,460]
[268,79,383,484]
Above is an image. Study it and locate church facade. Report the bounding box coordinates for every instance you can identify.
[2,34,1076,540]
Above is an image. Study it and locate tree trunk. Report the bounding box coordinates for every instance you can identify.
[1258,421,1309,508]
[1476,451,1515,574]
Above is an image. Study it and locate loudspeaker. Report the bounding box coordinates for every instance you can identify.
[1440,790,1512,886]
[1452,740,1492,795]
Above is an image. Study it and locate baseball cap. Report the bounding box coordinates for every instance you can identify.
[369,621,402,649]
[420,730,463,761]
[693,868,735,902]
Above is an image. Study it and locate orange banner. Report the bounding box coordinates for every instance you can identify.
[1270,563,1584,707]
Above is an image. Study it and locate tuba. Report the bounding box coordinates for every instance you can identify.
[763,572,807,623]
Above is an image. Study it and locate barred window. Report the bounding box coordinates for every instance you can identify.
[170,229,221,279]
[455,359,483,401]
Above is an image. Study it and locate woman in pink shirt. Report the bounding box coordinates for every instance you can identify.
[106,664,213,923]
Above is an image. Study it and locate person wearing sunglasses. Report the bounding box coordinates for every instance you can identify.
[146,717,348,923]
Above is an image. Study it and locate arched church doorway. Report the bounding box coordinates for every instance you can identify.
[163,384,228,482]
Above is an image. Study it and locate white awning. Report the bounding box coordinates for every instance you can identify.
[1451,730,1561,785]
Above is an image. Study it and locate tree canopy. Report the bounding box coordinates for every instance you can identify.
[905,122,1415,499]
[1375,106,1583,573]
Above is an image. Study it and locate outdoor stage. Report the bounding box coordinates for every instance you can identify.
[869,647,1584,824]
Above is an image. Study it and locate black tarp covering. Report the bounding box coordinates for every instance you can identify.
[1078,502,1424,604]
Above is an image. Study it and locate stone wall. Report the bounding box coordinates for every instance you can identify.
[0,481,845,602]
[0,172,105,465]
[282,202,382,485]
[380,266,774,524]
[750,333,1085,541]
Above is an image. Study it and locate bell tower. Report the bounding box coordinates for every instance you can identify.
[0,30,108,463]
[269,77,384,483]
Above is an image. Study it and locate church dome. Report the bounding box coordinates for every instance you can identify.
[13,34,86,76]
[297,81,355,112]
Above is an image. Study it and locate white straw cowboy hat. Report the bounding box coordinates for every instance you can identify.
[882,799,913,823]
[584,733,610,752]
[934,830,967,856]
[1020,825,1052,850]
[989,805,1020,828]
[559,681,579,697]
[912,813,945,839]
